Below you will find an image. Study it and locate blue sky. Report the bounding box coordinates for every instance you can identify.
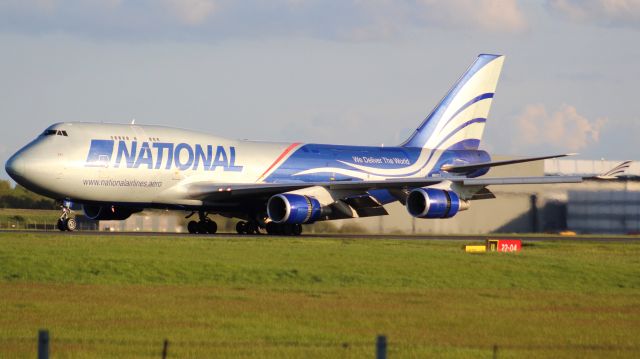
[1,0,639,180]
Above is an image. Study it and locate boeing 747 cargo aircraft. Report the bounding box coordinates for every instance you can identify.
[5,54,628,234]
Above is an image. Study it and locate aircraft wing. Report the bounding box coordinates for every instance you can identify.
[186,161,630,202]
[186,175,583,201]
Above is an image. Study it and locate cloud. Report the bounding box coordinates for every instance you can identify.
[162,0,217,25]
[0,0,528,42]
[514,104,608,152]
[418,0,527,32]
[548,0,640,28]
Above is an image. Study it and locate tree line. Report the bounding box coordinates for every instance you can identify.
[0,180,56,209]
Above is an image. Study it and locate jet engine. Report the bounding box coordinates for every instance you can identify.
[406,188,468,219]
[83,204,142,221]
[267,193,322,224]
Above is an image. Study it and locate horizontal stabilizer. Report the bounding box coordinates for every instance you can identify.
[441,153,576,173]
[594,160,632,179]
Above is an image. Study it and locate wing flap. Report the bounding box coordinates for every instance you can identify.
[470,187,496,200]
[343,195,389,217]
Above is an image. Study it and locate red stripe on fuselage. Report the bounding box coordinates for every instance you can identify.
[256,142,301,182]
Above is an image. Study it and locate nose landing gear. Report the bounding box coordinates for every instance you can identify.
[56,203,77,231]
[186,211,218,234]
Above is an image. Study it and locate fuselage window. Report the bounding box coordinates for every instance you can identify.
[43,130,56,136]
[61,130,68,136]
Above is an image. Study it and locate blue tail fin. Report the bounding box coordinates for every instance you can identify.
[401,54,505,150]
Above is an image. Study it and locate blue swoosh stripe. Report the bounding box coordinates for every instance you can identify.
[434,118,486,150]
[364,118,486,178]
[446,139,481,151]
[360,117,484,178]
[438,93,493,135]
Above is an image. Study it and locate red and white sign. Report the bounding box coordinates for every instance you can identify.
[496,239,521,252]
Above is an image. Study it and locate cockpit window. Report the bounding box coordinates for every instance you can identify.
[42,129,69,137]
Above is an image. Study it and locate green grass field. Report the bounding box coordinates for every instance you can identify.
[0,233,639,358]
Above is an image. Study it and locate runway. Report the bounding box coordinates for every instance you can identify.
[1,229,639,242]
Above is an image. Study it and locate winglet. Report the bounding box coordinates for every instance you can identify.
[594,160,633,180]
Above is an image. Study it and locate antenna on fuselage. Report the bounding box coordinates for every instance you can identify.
[131,118,136,125]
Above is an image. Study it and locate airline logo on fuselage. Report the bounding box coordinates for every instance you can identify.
[85,139,243,171]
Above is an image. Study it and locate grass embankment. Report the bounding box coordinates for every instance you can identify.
[0,233,639,358]
[0,209,60,229]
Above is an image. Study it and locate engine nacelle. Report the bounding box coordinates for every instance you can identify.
[406,188,467,219]
[267,194,322,224]
[83,204,141,221]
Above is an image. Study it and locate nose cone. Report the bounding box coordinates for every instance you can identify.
[5,152,26,180]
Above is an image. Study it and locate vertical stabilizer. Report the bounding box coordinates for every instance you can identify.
[401,54,504,150]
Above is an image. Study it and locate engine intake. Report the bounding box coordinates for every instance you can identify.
[406,188,466,219]
[267,194,322,224]
[83,204,141,221]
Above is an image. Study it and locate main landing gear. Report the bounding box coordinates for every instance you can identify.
[56,204,77,232]
[235,220,260,234]
[186,211,217,234]
[265,222,303,236]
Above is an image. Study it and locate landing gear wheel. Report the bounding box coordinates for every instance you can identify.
[197,221,209,234]
[206,220,217,234]
[265,222,276,235]
[65,218,77,232]
[236,221,246,234]
[292,224,302,236]
[282,224,293,236]
[188,220,199,234]
[245,221,258,234]
[197,220,217,234]
[57,219,66,231]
